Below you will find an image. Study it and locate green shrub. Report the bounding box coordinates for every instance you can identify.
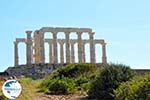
[39,64,98,95]
[114,74,150,100]
[57,64,96,78]
[48,77,76,95]
[88,63,136,100]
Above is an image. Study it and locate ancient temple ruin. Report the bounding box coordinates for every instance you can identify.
[14,27,107,66]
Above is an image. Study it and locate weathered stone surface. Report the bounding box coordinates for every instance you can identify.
[5,64,65,79]
[3,64,150,80]
[14,27,107,66]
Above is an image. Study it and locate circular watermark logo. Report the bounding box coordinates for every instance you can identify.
[2,79,22,99]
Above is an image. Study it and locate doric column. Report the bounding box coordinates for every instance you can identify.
[48,41,53,64]
[70,40,76,63]
[40,31,45,63]
[33,30,40,64]
[14,42,19,66]
[102,43,107,64]
[65,32,70,63]
[89,32,95,63]
[26,31,32,65]
[77,32,83,63]
[58,40,65,64]
[82,43,85,63]
[52,32,58,64]
[34,30,45,64]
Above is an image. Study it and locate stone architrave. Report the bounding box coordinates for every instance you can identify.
[52,32,58,64]
[26,31,32,65]
[65,32,70,63]
[14,42,19,66]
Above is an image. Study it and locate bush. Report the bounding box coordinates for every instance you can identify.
[57,64,96,78]
[114,74,150,100]
[48,77,76,95]
[88,63,136,100]
[39,64,98,94]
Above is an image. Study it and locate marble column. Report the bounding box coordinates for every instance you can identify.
[14,42,19,66]
[70,40,76,63]
[26,31,32,65]
[89,32,95,63]
[40,31,45,63]
[102,43,107,64]
[82,43,85,63]
[49,41,53,64]
[65,32,70,63]
[33,30,40,64]
[52,32,58,64]
[77,32,83,63]
[59,40,65,64]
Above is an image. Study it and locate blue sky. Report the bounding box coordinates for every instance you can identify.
[0,0,150,71]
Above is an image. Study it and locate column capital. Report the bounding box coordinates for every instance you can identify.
[64,31,70,34]
[25,31,32,34]
[102,42,107,46]
[70,40,77,45]
[48,41,53,45]
[88,32,95,36]
[14,41,19,45]
[76,31,83,35]
[58,40,65,45]
[52,31,58,35]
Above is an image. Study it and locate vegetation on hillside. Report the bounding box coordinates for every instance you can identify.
[0,63,149,100]
[88,63,136,100]
[114,74,150,100]
[38,64,98,94]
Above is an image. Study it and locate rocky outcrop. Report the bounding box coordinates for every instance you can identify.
[5,64,66,79]
[3,63,150,80]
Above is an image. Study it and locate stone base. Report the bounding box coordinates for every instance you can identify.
[2,64,150,80]
[5,63,66,79]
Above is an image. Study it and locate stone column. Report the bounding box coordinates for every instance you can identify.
[34,30,45,64]
[65,32,70,63]
[14,42,19,66]
[40,31,45,63]
[48,41,53,64]
[82,43,85,63]
[33,30,40,64]
[52,32,58,64]
[59,40,65,64]
[26,31,32,65]
[89,32,95,63]
[77,32,83,63]
[70,40,76,63]
[102,43,107,64]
